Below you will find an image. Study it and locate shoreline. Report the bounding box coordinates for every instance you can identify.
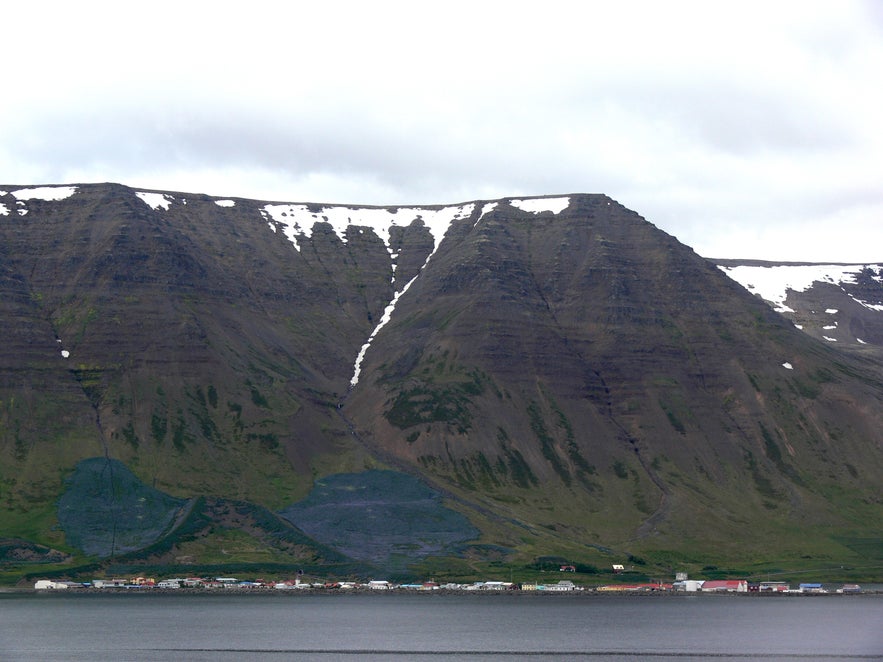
[4,587,880,598]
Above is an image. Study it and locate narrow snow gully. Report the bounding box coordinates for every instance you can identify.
[261,196,574,395]
[343,203,477,389]
[348,197,571,389]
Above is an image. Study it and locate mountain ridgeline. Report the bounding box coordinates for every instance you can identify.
[1,183,881,580]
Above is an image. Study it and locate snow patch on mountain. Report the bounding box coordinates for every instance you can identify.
[351,274,420,388]
[5,187,78,216]
[719,263,883,312]
[511,197,570,215]
[474,202,498,227]
[262,203,475,254]
[11,186,78,201]
[136,192,174,211]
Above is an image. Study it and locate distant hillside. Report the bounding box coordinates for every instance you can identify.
[1,183,881,584]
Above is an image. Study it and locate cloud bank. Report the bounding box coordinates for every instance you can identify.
[2,0,882,261]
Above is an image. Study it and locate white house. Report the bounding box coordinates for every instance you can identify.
[700,580,748,593]
[34,579,67,590]
[673,579,705,592]
[481,581,509,590]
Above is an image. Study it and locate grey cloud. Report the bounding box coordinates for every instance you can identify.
[1,1,881,262]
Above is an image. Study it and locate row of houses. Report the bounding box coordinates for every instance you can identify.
[670,579,856,594]
[33,575,862,594]
[33,577,567,592]
[589,579,863,594]
[34,577,446,591]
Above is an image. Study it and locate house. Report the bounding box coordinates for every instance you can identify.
[612,564,624,574]
[799,583,826,593]
[599,582,670,592]
[700,580,748,593]
[673,579,705,592]
[34,579,67,590]
[91,578,129,589]
[368,580,390,590]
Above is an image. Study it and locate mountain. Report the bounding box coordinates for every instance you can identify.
[1,183,881,583]
[716,260,883,362]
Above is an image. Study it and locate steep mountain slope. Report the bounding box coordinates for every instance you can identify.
[344,197,883,563]
[1,184,881,580]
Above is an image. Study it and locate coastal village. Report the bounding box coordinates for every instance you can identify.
[32,566,865,595]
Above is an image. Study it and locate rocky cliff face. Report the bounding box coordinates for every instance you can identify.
[1,184,881,576]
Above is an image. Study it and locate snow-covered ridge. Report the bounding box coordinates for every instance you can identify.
[262,203,476,254]
[719,263,883,313]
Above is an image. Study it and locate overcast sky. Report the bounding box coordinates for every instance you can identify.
[3,1,882,262]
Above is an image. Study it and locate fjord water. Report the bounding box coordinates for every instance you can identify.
[1,593,880,660]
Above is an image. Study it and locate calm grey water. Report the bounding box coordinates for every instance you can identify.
[0,592,880,661]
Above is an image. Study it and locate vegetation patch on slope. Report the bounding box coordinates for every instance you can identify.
[279,470,480,569]
[57,457,188,557]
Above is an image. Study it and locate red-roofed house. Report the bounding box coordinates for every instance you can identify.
[701,579,748,592]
